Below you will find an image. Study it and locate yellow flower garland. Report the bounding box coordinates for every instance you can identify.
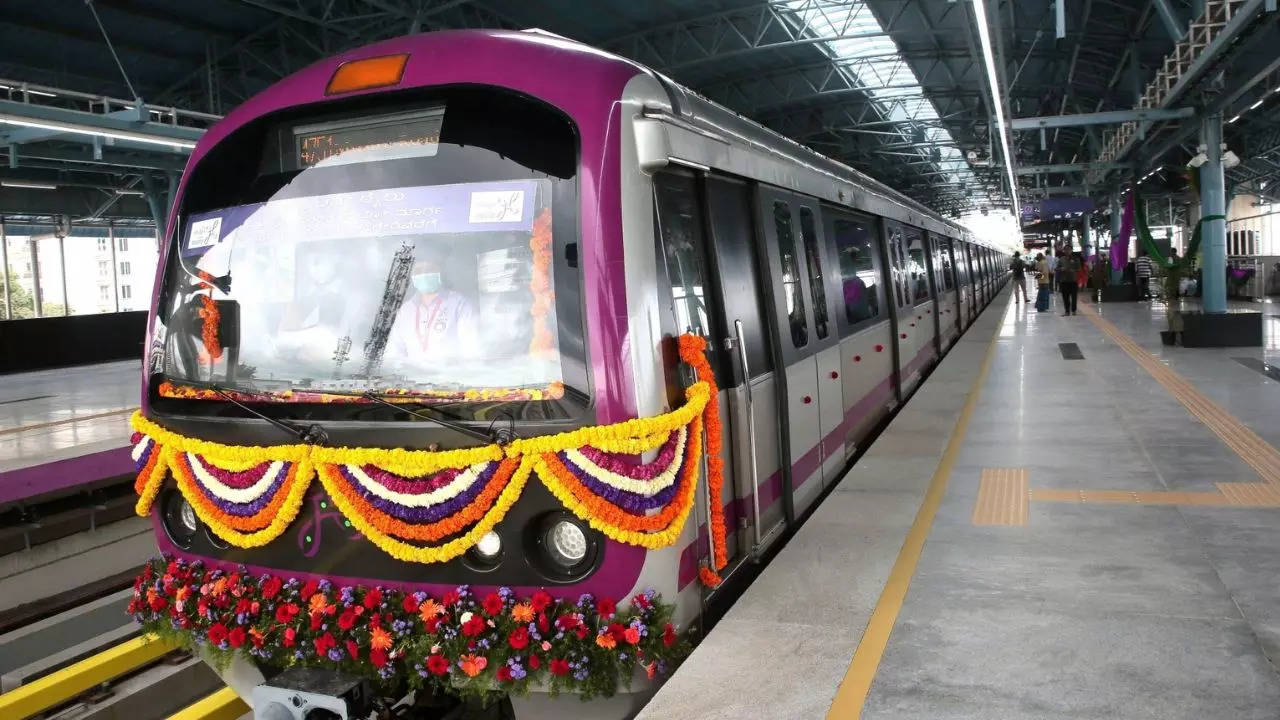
[128,377,715,562]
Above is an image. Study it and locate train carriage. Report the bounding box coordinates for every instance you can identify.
[129,28,1008,715]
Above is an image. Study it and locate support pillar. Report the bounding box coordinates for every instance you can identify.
[1200,112,1227,314]
[1,217,10,320]
[1082,216,1093,259]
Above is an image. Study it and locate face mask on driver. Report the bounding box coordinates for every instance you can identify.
[412,272,442,294]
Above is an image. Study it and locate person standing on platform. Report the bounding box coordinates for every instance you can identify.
[1045,250,1059,292]
[1135,250,1154,300]
[1034,252,1051,312]
[1057,252,1082,316]
[1009,251,1028,302]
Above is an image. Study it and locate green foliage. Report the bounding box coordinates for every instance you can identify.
[3,266,68,318]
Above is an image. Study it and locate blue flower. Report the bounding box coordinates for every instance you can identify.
[327,648,344,661]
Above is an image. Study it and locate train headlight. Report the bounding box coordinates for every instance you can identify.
[161,489,198,548]
[546,518,588,568]
[474,530,502,559]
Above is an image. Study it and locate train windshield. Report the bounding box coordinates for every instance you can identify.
[154,88,581,406]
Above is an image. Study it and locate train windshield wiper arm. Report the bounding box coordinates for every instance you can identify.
[205,386,330,445]
[357,392,496,444]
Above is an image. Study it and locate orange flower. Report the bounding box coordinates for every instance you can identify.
[595,633,617,649]
[370,626,392,651]
[511,602,534,623]
[418,599,442,623]
[527,208,556,357]
[678,334,728,584]
[458,654,487,677]
[309,593,330,615]
[198,294,222,361]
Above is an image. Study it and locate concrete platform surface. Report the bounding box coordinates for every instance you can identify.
[641,292,1280,720]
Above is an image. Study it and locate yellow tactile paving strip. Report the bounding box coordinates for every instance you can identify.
[1079,303,1280,486]
[972,468,1029,525]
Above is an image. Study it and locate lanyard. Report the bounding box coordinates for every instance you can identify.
[414,296,446,351]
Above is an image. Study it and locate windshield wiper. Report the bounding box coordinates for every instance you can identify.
[206,386,330,445]
[357,391,498,444]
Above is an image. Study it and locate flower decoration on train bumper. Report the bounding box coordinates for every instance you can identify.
[131,335,730,584]
[129,557,690,700]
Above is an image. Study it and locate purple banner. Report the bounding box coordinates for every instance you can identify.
[182,179,540,256]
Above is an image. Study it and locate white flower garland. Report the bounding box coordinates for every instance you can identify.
[561,426,686,497]
[341,461,490,508]
[188,453,286,504]
[131,436,153,463]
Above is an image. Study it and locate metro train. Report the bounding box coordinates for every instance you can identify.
[129,28,1008,716]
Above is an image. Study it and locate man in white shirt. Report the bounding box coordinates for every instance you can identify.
[1135,250,1154,300]
[387,247,481,368]
[1045,251,1059,292]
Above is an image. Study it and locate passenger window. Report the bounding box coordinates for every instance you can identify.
[654,173,711,338]
[887,227,907,307]
[798,207,829,341]
[941,247,955,291]
[831,216,881,328]
[705,178,772,378]
[905,231,930,302]
[773,201,807,348]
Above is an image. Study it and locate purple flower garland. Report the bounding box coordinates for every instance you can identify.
[335,462,497,523]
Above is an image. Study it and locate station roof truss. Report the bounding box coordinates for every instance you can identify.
[1,0,1278,228]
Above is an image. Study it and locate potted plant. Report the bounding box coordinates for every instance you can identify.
[1160,261,1184,345]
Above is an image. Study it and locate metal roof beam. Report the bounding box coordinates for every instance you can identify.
[1017,162,1132,175]
[0,99,202,149]
[1152,0,1187,42]
[1010,107,1195,130]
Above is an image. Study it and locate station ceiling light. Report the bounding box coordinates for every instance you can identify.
[0,113,197,149]
[970,0,1019,216]
[1,180,56,190]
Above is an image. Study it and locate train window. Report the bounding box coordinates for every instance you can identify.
[705,178,772,378]
[905,229,930,302]
[830,215,881,329]
[886,225,907,308]
[798,207,829,341]
[653,173,711,338]
[939,241,955,291]
[773,201,808,348]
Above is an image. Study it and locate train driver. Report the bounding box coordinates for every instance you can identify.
[387,244,481,366]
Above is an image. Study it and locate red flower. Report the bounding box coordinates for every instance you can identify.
[529,655,541,670]
[234,598,252,615]
[549,659,570,676]
[402,594,419,614]
[148,594,167,612]
[207,623,228,646]
[556,613,579,631]
[607,622,627,642]
[345,640,359,660]
[442,590,460,607]
[228,627,246,648]
[624,627,641,645]
[425,615,443,633]
[426,654,450,675]
[496,666,513,683]
[370,648,388,668]
[481,592,503,616]
[596,597,617,618]
[337,608,358,631]
[508,626,529,650]
[283,627,296,647]
[368,612,382,628]
[575,625,589,640]
[461,615,486,637]
[261,576,283,600]
[363,588,383,610]
[663,623,677,648]
[309,613,323,631]
[275,603,300,624]
[313,632,336,656]
[300,580,319,600]
[632,593,651,610]
[537,613,550,633]
[530,590,553,613]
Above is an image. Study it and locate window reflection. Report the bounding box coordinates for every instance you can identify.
[774,202,807,348]
[832,217,881,327]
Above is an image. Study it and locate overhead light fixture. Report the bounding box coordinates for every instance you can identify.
[1250,99,1264,110]
[971,0,1019,216]
[1,180,56,190]
[0,83,56,98]
[1223,150,1240,169]
[1228,114,1241,124]
[0,113,197,149]
[1187,144,1208,168]
[115,189,145,196]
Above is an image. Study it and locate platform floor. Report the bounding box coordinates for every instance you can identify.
[641,293,1280,720]
[0,361,139,504]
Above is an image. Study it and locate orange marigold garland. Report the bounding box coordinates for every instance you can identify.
[677,334,727,587]
[197,294,222,362]
[527,207,556,357]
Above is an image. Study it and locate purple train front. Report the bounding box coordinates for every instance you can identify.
[134,28,1004,709]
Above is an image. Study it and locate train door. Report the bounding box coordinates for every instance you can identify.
[825,208,895,457]
[964,242,979,321]
[929,234,960,349]
[881,219,917,400]
[903,226,938,381]
[652,171,771,584]
[757,187,836,515]
[702,176,787,558]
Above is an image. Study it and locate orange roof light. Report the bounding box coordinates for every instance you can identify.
[326,54,409,95]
